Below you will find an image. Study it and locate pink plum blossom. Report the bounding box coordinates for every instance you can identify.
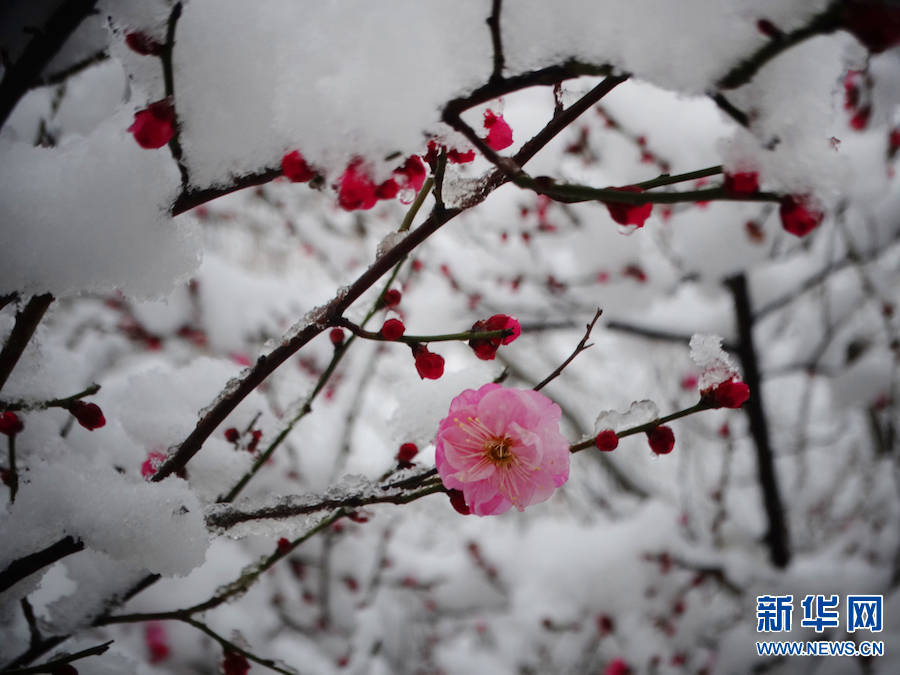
[435,383,570,516]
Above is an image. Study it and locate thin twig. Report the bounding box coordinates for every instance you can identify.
[533,309,602,391]
[487,0,505,83]
[2,640,112,675]
[160,2,188,187]
[1,383,100,412]
[180,618,295,675]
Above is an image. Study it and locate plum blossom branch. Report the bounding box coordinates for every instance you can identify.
[533,308,602,391]
[156,62,621,482]
[568,400,712,453]
[1,640,113,675]
[221,178,435,502]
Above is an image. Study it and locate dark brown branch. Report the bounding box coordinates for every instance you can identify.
[20,597,41,649]
[171,167,283,215]
[533,309,602,391]
[0,294,54,393]
[709,92,750,127]
[0,536,84,593]
[487,0,505,82]
[726,273,790,568]
[715,1,843,90]
[0,0,98,131]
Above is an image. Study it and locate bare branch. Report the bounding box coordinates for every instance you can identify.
[533,309,602,391]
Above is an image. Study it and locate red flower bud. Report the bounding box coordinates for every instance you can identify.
[50,665,79,675]
[840,0,900,53]
[603,186,653,227]
[447,488,471,515]
[723,171,760,196]
[397,442,418,466]
[412,344,444,379]
[337,159,378,211]
[277,537,292,554]
[709,379,750,408]
[125,32,163,56]
[383,289,402,308]
[222,650,250,675]
[483,109,513,150]
[468,314,521,360]
[129,99,175,149]
[68,401,105,430]
[380,318,405,341]
[447,148,475,163]
[0,412,24,437]
[594,429,619,452]
[224,427,240,443]
[329,328,345,346]
[603,659,632,675]
[282,150,315,182]
[647,426,675,455]
[779,195,823,237]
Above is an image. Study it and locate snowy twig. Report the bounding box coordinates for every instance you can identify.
[0,294,54,393]
[533,308,602,391]
[335,317,512,345]
[208,477,445,532]
[0,383,100,412]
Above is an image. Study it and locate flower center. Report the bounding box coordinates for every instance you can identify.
[484,435,515,465]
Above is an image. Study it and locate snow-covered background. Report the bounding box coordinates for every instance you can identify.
[2,1,899,673]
